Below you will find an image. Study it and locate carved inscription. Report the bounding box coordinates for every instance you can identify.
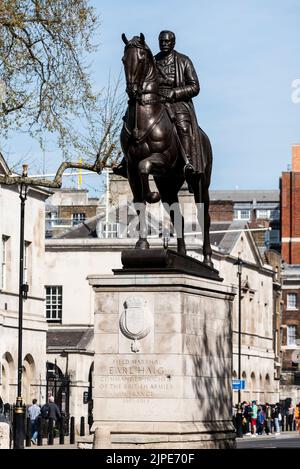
[98,358,176,398]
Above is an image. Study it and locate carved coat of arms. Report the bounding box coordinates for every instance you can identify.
[119,297,151,352]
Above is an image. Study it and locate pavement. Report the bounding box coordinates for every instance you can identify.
[23,431,300,450]
[25,435,92,449]
[236,431,300,448]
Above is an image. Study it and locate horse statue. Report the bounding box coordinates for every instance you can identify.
[120,33,213,268]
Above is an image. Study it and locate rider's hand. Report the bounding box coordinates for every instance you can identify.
[161,89,175,102]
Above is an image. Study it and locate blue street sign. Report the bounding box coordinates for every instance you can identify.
[232,379,246,390]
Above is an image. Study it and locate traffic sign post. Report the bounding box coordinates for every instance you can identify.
[232,379,246,391]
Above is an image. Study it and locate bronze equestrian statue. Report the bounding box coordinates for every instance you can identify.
[119,31,213,268]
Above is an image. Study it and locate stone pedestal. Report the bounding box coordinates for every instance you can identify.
[88,272,236,449]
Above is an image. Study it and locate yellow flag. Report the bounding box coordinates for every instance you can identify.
[78,158,83,189]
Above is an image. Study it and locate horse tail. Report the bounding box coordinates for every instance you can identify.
[199,126,213,187]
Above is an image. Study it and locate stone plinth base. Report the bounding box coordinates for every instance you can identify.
[88,272,236,449]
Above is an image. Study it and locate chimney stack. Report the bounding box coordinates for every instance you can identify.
[292,144,300,172]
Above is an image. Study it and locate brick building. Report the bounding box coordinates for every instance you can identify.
[208,189,280,254]
[280,144,300,403]
[281,144,300,264]
[45,189,104,238]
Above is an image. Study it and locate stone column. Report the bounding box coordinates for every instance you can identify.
[88,273,236,449]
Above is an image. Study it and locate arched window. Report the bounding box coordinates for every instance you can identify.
[2,352,14,403]
[23,354,36,404]
[250,372,256,398]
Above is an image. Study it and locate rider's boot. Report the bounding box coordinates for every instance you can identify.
[181,134,195,182]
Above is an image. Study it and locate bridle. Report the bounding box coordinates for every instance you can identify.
[123,41,160,106]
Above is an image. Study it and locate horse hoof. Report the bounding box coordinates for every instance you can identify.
[203,256,214,269]
[145,192,161,204]
[135,239,150,249]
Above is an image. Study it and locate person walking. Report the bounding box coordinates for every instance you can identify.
[27,398,41,444]
[294,403,300,434]
[251,400,258,436]
[235,404,244,438]
[47,395,61,425]
[287,403,295,431]
[273,402,281,435]
[265,403,272,435]
[257,406,266,435]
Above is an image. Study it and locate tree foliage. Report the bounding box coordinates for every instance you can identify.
[0,0,124,170]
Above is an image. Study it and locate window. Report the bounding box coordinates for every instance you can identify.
[270,209,280,220]
[97,222,120,238]
[233,209,251,220]
[72,213,85,226]
[24,241,31,285]
[1,236,9,290]
[257,209,269,219]
[287,293,297,310]
[45,286,63,322]
[287,325,297,346]
[240,209,251,220]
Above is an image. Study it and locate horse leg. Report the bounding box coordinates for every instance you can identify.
[192,174,213,267]
[127,162,149,249]
[138,157,162,204]
[154,175,186,255]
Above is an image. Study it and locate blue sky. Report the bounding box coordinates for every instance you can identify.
[5,0,300,193]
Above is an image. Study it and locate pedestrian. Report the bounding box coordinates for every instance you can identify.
[47,395,61,426]
[294,403,300,433]
[243,402,252,435]
[3,402,10,420]
[272,402,281,435]
[257,406,266,435]
[27,398,41,444]
[235,404,244,438]
[287,403,294,431]
[265,403,272,435]
[251,400,258,436]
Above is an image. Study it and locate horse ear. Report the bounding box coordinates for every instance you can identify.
[140,33,145,45]
[122,33,129,45]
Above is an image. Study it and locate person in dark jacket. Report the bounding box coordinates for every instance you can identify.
[47,395,61,424]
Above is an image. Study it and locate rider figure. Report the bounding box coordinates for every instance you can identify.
[154,30,203,177]
[114,30,204,179]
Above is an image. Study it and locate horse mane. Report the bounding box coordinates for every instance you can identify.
[125,36,154,60]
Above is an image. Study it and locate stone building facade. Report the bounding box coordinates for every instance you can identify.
[0,154,49,406]
[43,174,281,422]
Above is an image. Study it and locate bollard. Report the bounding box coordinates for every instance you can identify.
[59,416,65,445]
[25,417,31,447]
[80,416,85,437]
[47,418,54,445]
[37,417,43,446]
[93,427,111,449]
[70,416,75,444]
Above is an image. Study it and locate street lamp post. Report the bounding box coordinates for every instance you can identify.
[236,257,243,405]
[13,164,29,450]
